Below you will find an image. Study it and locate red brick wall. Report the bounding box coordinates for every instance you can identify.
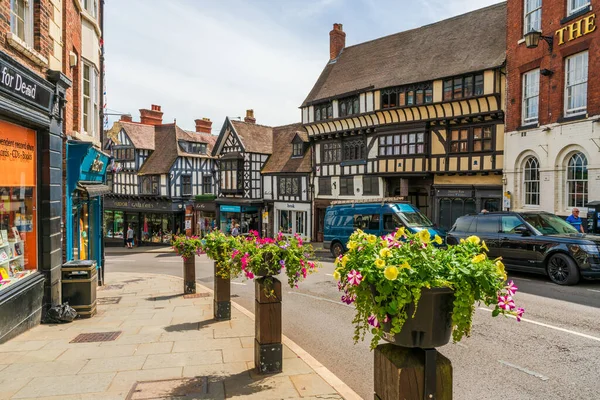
[507,0,600,132]
[0,0,53,77]
[63,0,82,136]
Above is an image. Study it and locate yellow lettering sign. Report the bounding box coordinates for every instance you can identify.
[556,13,596,45]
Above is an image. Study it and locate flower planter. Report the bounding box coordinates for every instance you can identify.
[381,287,454,348]
[183,257,196,294]
[254,266,281,277]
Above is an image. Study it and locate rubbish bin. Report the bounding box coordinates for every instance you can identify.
[61,260,98,318]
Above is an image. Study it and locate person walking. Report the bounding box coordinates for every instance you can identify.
[566,208,585,233]
[232,223,240,237]
[126,225,135,248]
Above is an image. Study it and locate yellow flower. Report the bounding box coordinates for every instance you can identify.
[434,235,443,245]
[380,240,388,247]
[379,248,391,258]
[399,261,411,270]
[384,266,399,281]
[466,236,481,245]
[395,227,406,238]
[472,254,486,264]
[495,260,507,279]
[333,269,341,281]
[347,241,358,251]
[482,241,489,252]
[341,255,349,267]
[367,235,377,244]
[334,257,340,266]
[460,238,465,243]
[375,258,386,269]
[418,230,431,243]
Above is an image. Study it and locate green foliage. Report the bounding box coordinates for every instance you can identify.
[171,235,203,260]
[194,194,217,202]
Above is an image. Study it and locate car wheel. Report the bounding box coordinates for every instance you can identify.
[547,253,580,285]
[331,242,344,258]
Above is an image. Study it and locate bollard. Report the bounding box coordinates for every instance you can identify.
[213,262,231,320]
[183,257,196,294]
[374,344,452,400]
[254,277,282,374]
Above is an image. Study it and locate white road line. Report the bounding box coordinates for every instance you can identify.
[478,307,600,342]
[105,259,136,262]
[498,360,549,381]
[587,289,600,293]
[287,291,354,308]
[157,260,184,263]
[325,273,333,277]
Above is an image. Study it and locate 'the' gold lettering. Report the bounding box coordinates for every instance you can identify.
[556,27,568,45]
[569,19,583,41]
[583,14,596,35]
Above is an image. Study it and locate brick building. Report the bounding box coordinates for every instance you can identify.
[504,0,599,226]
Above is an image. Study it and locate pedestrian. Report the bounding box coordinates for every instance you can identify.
[126,225,134,248]
[566,208,585,233]
[232,224,240,237]
[481,209,489,214]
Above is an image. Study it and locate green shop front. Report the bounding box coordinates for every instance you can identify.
[217,202,261,235]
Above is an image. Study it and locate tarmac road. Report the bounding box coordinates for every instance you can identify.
[106,249,600,399]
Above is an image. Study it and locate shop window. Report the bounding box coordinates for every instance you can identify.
[379,132,425,156]
[318,177,332,196]
[339,95,360,117]
[140,175,159,195]
[315,102,333,121]
[340,177,354,196]
[71,196,98,261]
[443,73,484,101]
[322,142,342,164]
[202,176,212,194]
[278,210,293,234]
[522,69,540,125]
[182,175,192,196]
[279,177,300,196]
[295,211,307,237]
[381,82,433,108]
[363,176,379,196]
[567,152,588,208]
[343,138,366,161]
[82,61,99,139]
[523,157,540,206]
[565,51,588,117]
[104,210,123,239]
[10,0,33,45]
[524,0,542,34]
[449,125,494,153]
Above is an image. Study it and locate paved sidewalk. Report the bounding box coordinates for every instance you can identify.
[0,272,351,400]
[106,247,174,254]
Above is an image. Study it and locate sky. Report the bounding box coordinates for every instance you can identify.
[104,0,504,133]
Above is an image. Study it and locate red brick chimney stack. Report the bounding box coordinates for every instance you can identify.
[244,109,256,124]
[120,114,132,122]
[330,23,346,61]
[195,118,212,133]
[139,104,164,126]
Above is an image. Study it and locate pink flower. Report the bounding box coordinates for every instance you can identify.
[347,270,362,286]
[241,253,250,269]
[516,307,525,322]
[307,261,315,269]
[277,232,285,241]
[245,270,254,280]
[368,314,380,328]
[497,295,515,311]
[341,294,356,304]
[383,315,390,323]
[231,249,240,259]
[505,281,518,296]
[301,267,307,278]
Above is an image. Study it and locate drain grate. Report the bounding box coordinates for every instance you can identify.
[70,331,122,343]
[126,377,208,399]
[183,293,209,299]
[97,296,122,305]
[99,284,125,291]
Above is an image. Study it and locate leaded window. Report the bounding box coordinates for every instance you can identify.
[567,152,588,207]
[449,126,494,153]
[220,159,243,192]
[339,96,360,117]
[182,175,192,196]
[565,52,588,117]
[523,157,540,206]
[114,147,134,161]
[381,82,433,109]
[319,177,332,195]
[292,142,303,157]
[379,133,425,156]
[343,138,366,161]
[443,73,484,101]
[315,102,333,121]
[140,175,159,195]
[340,177,354,196]
[322,142,342,163]
[279,177,300,196]
[202,176,212,194]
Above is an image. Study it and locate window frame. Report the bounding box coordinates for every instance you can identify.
[219,159,243,193]
[381,82,433,109]
[338,96,360,118]
[566,152,588,208]
[202,175,212,194]
[340,176,354,196]
[113,146,134,161]
[10,0,33,46]
[292,142,304,158]
[318,177,332,196]
[564,51,588,117]
[567,0,590,16]
[442,73,485,101]
[278,177,300,197]
[522,69,540,125]
[363,176,379,196]
[378,132,426,157]
[321,141,342,164]
[140,175,160,195]
[448,125,495,154]
[523,157,540,206]
[523,0,542,35]
[314,102,333,122]
[342,137,366,161]
[181,175,192,196]
[83,0,98,19]
[82,60,99,138]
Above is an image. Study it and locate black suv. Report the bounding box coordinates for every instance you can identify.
[446,211,600,285]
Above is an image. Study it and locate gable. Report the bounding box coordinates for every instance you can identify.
[212,118,246,156]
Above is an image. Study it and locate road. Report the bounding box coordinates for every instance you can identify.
[106,249,600,400]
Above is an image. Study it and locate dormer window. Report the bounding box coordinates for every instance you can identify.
[339,95,359,117]
[178,140,207,154]
[381,82,433,109]
[315,102,333,121]
[292,142,304,157]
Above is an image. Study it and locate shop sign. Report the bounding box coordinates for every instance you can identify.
[436,188,471,198]
[0,59,53,111]
[503,192,511,210]
[0,121,36,187]
[556,13,596,45]
[220,205,241,213]
[105,198,171,211]
[262,211,269,224]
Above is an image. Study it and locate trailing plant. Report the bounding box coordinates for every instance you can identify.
[201,230,240,279]
[334,228,524,349]
[171,235,203,260]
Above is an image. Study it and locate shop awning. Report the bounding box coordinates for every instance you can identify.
[77,183,112,197]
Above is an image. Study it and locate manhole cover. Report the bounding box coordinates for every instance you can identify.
[98,296,122,305]
[183,293,209,299]
[126,377,207,399]
[70,331,122,343]
[99,284,125,291]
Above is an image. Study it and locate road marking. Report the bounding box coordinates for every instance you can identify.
[478,307,600,342]
[157,260,184,263]
[105,259,136,262]
[587,289,600,293]
[231,282,246,286]
[287,291,354,308]
[498,360,549,381]
[325,273,333,277]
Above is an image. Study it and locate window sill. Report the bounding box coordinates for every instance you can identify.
[561,5,592,25]
[80,9,102,37]
[558,113,588,123]
[516,123,539,131]
[7,33,48,67]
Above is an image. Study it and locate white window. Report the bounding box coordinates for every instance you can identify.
[83,0,98,18]
[524,0,542,34]
[82,61,99,138]
[567,152,588,207]
[522,69,540,124]
[10,0,33,45]
[523,157,540,206]
[568,0,590,16]
[565,52,588,117]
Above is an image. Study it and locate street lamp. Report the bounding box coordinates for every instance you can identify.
[524,30,554,53]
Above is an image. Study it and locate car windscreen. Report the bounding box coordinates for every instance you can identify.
[521,213,579,235]
[397,211,433,228]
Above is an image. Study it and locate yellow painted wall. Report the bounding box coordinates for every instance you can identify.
[431,130,446,155]
[495,124,505,151]
[374,90,381,110]
[434,175,501,185]
[433,80,443,103]
[484,70,494,95]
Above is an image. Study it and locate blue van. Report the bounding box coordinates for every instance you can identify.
[323,202,444,257]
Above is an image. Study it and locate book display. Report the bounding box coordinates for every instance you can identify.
[0,225,31,291]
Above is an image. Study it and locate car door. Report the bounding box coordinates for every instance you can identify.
[473,215,500,259]
[498,215,531,268]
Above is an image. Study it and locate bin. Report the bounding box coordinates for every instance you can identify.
[61,260,97,318]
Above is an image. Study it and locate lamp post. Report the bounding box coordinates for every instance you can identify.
[524,30,554,53]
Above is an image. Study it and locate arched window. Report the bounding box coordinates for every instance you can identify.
[567,152,588,207]
[523,157,540,206]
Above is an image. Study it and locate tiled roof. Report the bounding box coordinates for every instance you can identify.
[180,129,218,155]
[230,120,273,154]
[118,121,156,150]
[302,2,507,106]
[262,123,312,174]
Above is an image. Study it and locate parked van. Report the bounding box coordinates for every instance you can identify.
[323,200,444,257]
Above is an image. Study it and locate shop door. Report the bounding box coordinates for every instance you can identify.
[439,198,476,231]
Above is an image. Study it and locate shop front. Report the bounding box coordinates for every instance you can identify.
[194,200,217,237]
[217,204,261,235]
[66,142,110,283]
[0,51,68,342]
[313,199,333,243]
[433,185,502,231]
[273,202,311,239]
[104,197,184,246]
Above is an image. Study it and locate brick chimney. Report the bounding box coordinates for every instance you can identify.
[139,104,163,126]
[195,118,212,134]
[244,109,256,124]
[330,23,346,61]
[120,114,132,122]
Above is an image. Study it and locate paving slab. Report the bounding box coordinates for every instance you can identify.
[11,372,116,398]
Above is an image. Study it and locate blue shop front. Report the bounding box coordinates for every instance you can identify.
[66,142,111,284]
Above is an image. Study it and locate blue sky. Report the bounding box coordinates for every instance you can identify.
[104,0,503,132]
